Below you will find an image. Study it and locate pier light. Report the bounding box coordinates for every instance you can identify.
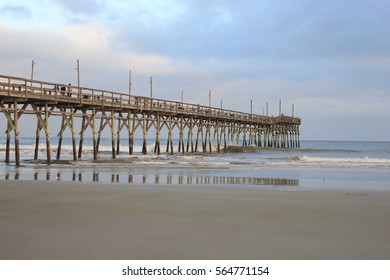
[150,76,153,98]
[292,103,295,117]
[75,59,80,91]
[279,100,282,116]
[31,60,36,81]
[128,70,132,95]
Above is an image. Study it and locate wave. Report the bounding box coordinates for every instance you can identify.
[296,148,359,153]
[286,156,390,168]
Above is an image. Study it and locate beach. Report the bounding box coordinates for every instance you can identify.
[1,179,389,260]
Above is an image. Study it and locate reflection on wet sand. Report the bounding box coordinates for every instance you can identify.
[3,170,298,187]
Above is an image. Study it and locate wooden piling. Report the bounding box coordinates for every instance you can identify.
[13,101,20,166]
[116,118,121,155]
[34,107,41,160]
[186,121,194,153]
[142,112,147,155]
[194,121,200,153]
[44,103,51,164]
[207,122,212,152]
[166,115,174,155]
[154,114,161,155]
[216,123,221,153]
[5,104,11,163]
[129,115,135,155]
[78,111,86,158]
[110,110,116,158]
[178,117,185,153]
[70,107,77,160]
[92,108,97,160]
[5,123,11,164]
[96,114,104,155]
[56,109,65,160]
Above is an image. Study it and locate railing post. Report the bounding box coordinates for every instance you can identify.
[7,77,10,96]
[78,87,81,104]
[24,80,27,99]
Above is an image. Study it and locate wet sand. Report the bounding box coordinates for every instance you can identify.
[0,180,389,260]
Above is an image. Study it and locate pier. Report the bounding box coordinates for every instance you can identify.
[0,74,301,166]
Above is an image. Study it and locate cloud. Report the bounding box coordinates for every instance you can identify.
[0,5,31,20]
[107,0,390,65]
[54,0,106,16]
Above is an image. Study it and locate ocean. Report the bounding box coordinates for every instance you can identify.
[0,138,389,192]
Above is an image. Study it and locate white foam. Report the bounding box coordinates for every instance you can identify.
[289,155,390,168]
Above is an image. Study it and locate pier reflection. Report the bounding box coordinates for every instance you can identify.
[3,170,298,187]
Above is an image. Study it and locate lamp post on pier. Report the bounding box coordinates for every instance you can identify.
[150,76,153,98]
[30,60,36,88]
[129,70,132,95]
[31,60,36,81]
[279,100,282,116]
[75,59,80,93]
[292,103,295,117]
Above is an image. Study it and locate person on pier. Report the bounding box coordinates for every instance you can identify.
[60,86,66,96]
[67,84,73,97]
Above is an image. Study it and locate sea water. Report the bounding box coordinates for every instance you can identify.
[0,138,389,191]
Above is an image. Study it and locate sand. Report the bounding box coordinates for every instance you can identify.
[0,180,389,260]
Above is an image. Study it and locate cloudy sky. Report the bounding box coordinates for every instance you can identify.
[1,0,389,140]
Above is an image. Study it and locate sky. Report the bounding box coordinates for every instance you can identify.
[0,0,389,141]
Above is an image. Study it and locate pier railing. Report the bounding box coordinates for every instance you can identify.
[0,74,301,125]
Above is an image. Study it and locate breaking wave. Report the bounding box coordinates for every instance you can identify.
[286,156,390,168]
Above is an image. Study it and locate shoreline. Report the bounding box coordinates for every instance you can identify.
[1,180,390,260]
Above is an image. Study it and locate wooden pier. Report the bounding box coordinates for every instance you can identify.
[0,74,301,166]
